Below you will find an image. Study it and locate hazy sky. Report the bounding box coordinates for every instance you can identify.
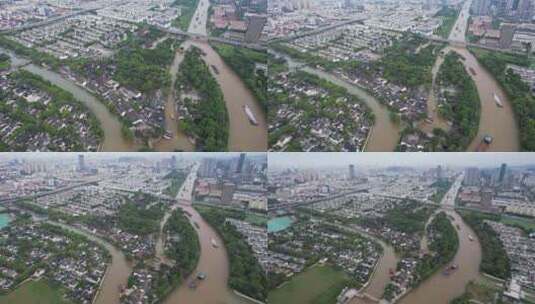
[268,153,535,169]
[2,153,534,169]
[0,152,266,162]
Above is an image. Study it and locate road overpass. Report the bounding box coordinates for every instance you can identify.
[155,25,266,51]
[0,179,101,205]
[267,20,522,56]
[0,8,100,35]
[270,185,369,211]
[268,17,367,44]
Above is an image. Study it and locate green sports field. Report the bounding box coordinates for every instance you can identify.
[0,280,73,304]
[268,265,349,304]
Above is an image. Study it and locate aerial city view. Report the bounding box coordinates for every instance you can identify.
[0,0,268,152]
[267,0,535,152]
[0,152,268,304]
[1,0,535,303]
[267,153,535,304]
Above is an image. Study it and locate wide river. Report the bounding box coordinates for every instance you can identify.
[161,165,255,304]
[448,0,519,151]
[399,175,483,304]
[347,174,482,304]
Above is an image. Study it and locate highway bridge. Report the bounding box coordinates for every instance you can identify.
[270,185,369,211]
[0,179,101,205]
[0,8,100,35]
[154,25,266,51]
[267,19,522,56]
[268,17,367,44]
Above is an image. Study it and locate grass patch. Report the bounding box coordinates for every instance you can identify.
[244,213,268,226]
[451,280,502,304]
[0,280,73,304]
[172,0,199,31]
[268,265,349,304]
[433,6,460,39]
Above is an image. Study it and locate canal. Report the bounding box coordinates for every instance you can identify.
[2,11,268,153]
[420,51,451,133]
[152,47,195,152]
[1,47,142,151]
[348,228,398,304]
[193,40,268,151]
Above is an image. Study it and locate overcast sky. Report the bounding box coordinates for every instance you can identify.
[268,153,535,169]
[0,152,266,162]
[2,153,534,169]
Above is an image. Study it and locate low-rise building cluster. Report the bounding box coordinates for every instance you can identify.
[290,24,399,63]
[10,14,136,59]
[58,60,166,141]
[97,0,179,28]
[269,67,372,151]
[0,0,71,30]
[486,221,535,293]
[0,71,101,151]
[268,215,381,288]
[226,218,268,270]
[0,220,108,303]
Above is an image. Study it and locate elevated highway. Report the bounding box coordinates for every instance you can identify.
[270,185,369,211]
[0,8,100,34]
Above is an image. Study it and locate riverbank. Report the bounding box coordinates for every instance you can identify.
[46,221,133,304]
[0,48,141,151]
[195,205,267,302]
[447,0,520,151]
[468,47,533,151]
[397,209,482,304]
[348,227,399,304]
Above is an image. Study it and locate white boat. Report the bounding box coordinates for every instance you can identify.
[243,105,258,126]
[211,238,219,248]
[163,130,173,140]
[468,234,474,241]
[493,93,503,107]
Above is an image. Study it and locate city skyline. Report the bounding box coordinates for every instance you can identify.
[269,152,535,169]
